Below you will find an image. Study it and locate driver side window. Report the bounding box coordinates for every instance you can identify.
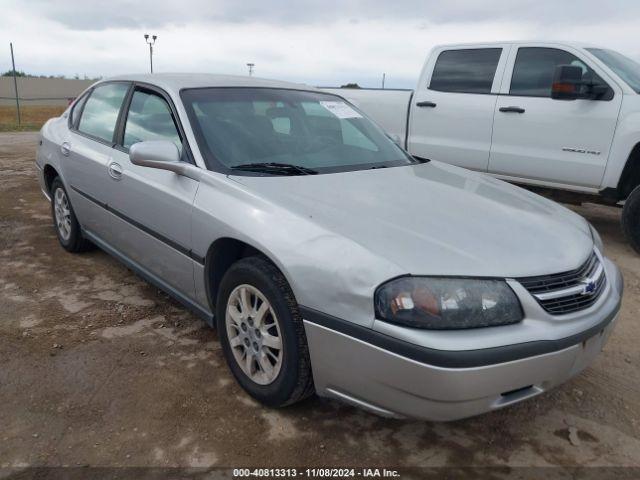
[123,89,183,153]
[510,47,612,99]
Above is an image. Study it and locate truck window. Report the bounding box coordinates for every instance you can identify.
[429,48,502,94]
[510,47,611,99]
[587,48,640,94]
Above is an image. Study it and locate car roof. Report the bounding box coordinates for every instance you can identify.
[433,40,603,49]
[99,73,320,94]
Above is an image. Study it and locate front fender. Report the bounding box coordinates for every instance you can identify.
[602,97,640,191]
[191,174,404,327]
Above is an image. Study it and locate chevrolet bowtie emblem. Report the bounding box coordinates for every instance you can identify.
[580,279,597,296]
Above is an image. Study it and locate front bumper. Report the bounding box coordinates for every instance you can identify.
[302,258,623,421]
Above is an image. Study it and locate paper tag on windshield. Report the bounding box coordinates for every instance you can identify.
[319,101,362,119]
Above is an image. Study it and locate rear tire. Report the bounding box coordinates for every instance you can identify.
[216,256,314,407]
[50,177,93,253]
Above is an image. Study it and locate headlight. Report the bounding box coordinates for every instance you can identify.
[375,277,523,330]
[589,223,603,252]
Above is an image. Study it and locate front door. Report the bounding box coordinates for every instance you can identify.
[489,45,623,188]
[106,86,200,300]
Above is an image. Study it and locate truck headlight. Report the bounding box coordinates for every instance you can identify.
[375,277,523,330]
[589,223,603,253]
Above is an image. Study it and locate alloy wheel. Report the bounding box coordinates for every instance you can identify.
[53,187,72,242]
[225,284,283,385]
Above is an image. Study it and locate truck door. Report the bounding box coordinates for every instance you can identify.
[489,45,622,188]
[408,45,510,171]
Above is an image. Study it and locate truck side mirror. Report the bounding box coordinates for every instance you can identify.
[551,65,584,100]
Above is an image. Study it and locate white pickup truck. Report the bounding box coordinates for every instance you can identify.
[324,41,640,252]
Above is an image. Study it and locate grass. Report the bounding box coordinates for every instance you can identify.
[0,105,67,132]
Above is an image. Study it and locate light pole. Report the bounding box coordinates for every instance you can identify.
[9,42,21,124]
[144,34,157,73]
[246,63,255,76]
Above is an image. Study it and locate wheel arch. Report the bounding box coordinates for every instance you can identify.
[43,164,60,194]
[617,142,640,199]
[204,237,291,312]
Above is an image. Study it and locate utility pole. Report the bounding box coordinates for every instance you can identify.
[144,34,157,73]
[246,63,255,76]
[382,72,386,89]
[10,42,20,125]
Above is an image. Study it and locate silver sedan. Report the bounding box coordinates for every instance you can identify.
[36,74,623,421]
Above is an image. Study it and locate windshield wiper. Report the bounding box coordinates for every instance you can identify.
[230,162,318,176]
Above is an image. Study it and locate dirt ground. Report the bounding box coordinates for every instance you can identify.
[0,106,66,133]
[1,132,640,474]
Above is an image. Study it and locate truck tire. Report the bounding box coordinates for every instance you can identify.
[216,256,315,407]
[622,184,640,254]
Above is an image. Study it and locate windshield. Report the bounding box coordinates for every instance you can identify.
[588,48,640,94]
[181,88,416,175]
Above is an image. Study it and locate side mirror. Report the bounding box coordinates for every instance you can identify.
[129,140,202,181]
[551,65,583,100]
[130,140,180,167]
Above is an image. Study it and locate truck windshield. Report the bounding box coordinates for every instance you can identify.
[587,48,640,94]
[181,88,417,175]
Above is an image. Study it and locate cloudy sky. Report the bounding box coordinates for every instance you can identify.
[2,0,640,88]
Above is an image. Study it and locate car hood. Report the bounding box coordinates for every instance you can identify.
[229,161,593,278]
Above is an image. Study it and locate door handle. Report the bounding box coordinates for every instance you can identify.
[416,101,437,108]
[107,161,123,180]
[60,142,71,156]
[499,106,525,113]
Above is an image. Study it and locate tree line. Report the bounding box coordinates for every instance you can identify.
[1,70,101,80]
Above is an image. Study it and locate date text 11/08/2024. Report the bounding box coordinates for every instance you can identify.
[233,468,401,477]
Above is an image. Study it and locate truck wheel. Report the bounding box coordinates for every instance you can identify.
[622,184,640,254]
[216,256,314,407]
[50,177,93,253]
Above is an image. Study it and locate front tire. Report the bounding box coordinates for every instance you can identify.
[622,185,640,254]
[50,177,93,253]
[216,256,314,407]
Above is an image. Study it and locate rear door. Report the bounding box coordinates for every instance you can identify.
[408,45,510,171]
[105,84,200,300]
[63,82,130,241]
[489,44,623,188]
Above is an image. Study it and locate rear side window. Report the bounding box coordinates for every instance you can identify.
[123,89,182,153]
[510,47,611,99]
[78,83,129,143]
[429,48,502,94]
[70,93,89,128]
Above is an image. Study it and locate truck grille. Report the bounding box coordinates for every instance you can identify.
[517,252,606,315]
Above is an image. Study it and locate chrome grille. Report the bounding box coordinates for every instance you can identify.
[517,252,606,315]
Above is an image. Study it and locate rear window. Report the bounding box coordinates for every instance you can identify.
[429,48,502,94]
